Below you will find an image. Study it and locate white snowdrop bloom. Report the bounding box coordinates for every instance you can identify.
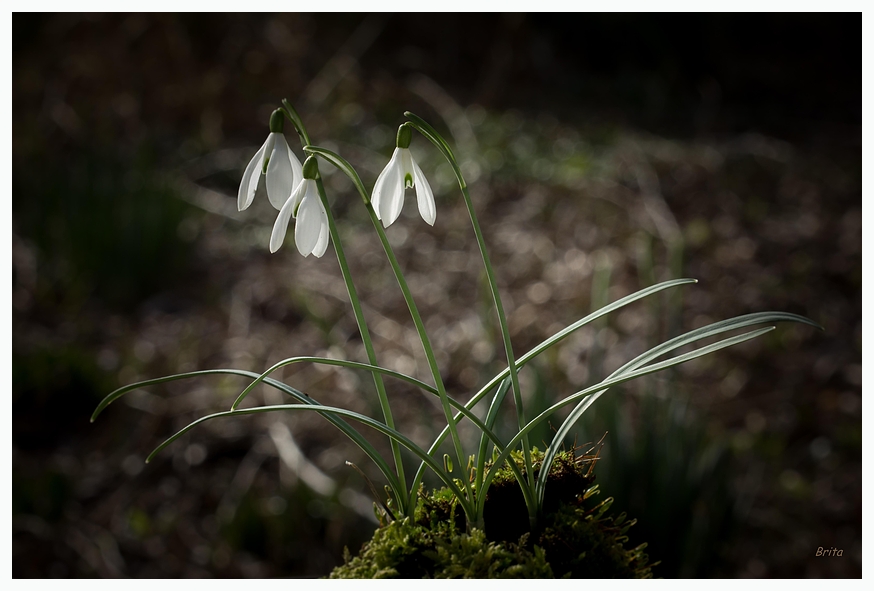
[371,125,435,228]
[237,110,303,212]
[270,159,330,258]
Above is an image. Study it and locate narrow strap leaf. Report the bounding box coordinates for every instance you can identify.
[472,278,698,406]
[474,377,511,498]
[487,326,780,501]
[230,355,437,410]
[93,368,402,495]
[147,403,475,522]
[227,354,503,451]
[534,311,819,504]
[410,278,696,497]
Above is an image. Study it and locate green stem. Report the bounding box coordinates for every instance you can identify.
[404,112,536,525]
[282,100,311,146]
[300,151,706,527]
[365,201,468,499]
[316,174,409,514]
[282,101,408,514]
[304,145,469,517]
[407,279,697,516]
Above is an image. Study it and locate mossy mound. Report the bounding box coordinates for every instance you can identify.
[329,449,655,578]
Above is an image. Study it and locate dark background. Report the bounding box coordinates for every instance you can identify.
[12,13,861,578]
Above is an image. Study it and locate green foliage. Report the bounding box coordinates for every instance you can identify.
[329,514,559,578]
[330,449,654,579]
[90,104,819,577]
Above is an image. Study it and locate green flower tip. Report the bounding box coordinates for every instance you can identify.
[302,155,320,180]
[269,108,285,133]
[396,123,412,149]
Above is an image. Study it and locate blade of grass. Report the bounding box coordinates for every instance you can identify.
[481,326,779,514]
[146,403,475,522]
[225,355,503,449]
[94,361,507,475]
[473,376,511,520]
[535,311,820,506]
[230,356,436,410]
[94,368,402,496]
[410,278,697,498]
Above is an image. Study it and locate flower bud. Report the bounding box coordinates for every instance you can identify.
[269,108,285,133]
[302,155,320,180]
[396,124,412,149]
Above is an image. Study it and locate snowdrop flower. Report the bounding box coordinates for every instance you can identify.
[371,124,435,228]
[238,109,303,212]
[270,156,330,257]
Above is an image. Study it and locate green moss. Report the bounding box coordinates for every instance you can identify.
[329,519,554,579]
[330,448,655,578]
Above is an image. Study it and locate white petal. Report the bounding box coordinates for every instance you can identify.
[261,133,276,173]
[379,177,405,227]
[294,184,323,257]
[401,148,415,189]
[288,146,304,194]
[411,156,436,226]
[266,134,296,210]
[237,140,267,211]
[311,201,330,258]
[288,179,307,218]
[269,190,298,253]
[372,148,402,221]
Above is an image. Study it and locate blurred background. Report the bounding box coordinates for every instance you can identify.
[11,13,860,578]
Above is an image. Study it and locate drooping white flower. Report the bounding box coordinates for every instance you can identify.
[238,110,303,212]
[371,125,435,228]
[270,159,330,257]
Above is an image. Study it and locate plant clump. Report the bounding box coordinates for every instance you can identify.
[329,448,655,578]
[91,98,817,579]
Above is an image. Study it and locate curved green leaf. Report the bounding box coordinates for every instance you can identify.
[228,355,505,456]
[147,403,475,521]
[410,278,697,496]
[483,326,778,508]
[534,311,820,506]
[474,377,511,498]
[93,368,402,495]
[230,355,436,410]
